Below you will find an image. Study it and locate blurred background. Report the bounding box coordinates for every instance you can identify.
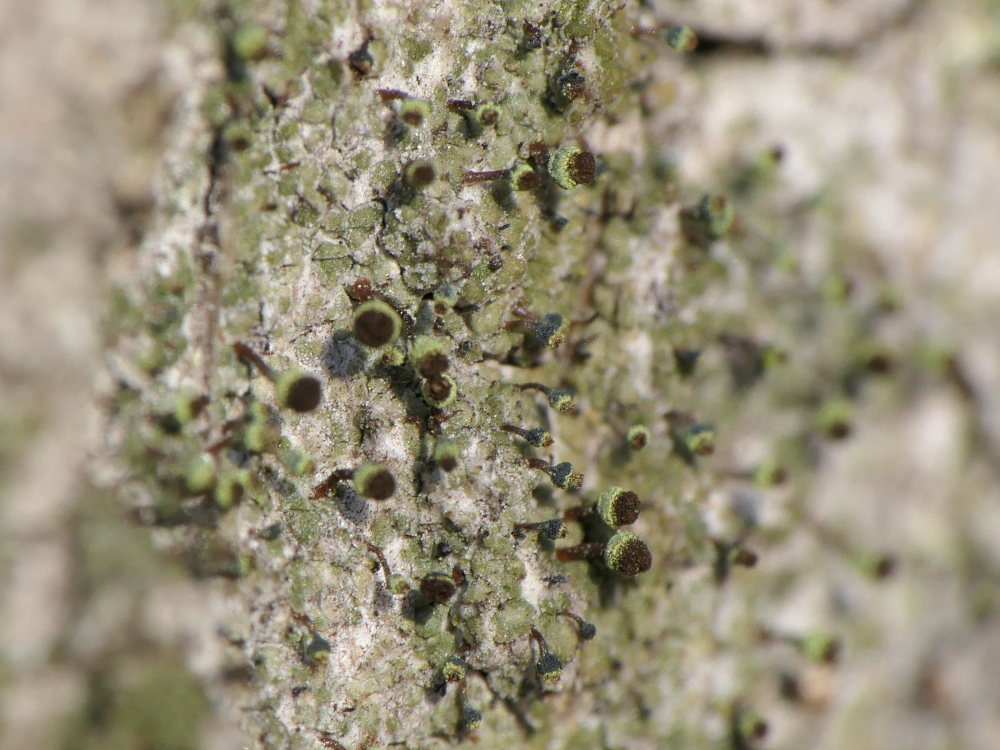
[2,0,1000,748]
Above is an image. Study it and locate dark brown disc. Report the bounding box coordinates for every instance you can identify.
[284,376,322,412]
[358,467,396,501]
[568,150,596,186]
[354,307,398,347]
[420,573,457,603]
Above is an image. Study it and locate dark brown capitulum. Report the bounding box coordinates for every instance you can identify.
[420,572,457,603]
[353,463,396,501]
[521,22,543,50]
[425,376,453,403]
[567,150,596,186]
[512,167,542,190]
[281,375,322,413]
[403,160,436,188]
[417,352,449,378]
[604,531,652,575]
[556,70,586,100]
[353,301,401,348]
[347,43,373,76]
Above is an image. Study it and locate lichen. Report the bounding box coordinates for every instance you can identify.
[95,1,1000,749]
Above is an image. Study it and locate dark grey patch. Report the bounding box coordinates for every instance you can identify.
[322,329,365,378]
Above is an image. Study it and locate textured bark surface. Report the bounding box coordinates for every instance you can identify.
[2,1,1000,749]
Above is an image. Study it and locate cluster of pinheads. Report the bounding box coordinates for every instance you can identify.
[215,275,662,735]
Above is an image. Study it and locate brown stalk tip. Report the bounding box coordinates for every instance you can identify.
[232,341,275,380]
[555,541,604,562]
[527,140,549,165]
[462,169,509,185]
[556,70,586,100]
[347,44,373,76]
[375,88,409,101]
[522,22,543,50]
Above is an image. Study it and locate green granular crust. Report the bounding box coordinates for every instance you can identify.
[442,655,468,682]
[103,1,858,746]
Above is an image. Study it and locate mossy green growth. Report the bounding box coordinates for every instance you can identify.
[800,630,840,664]
[185,454,216,494]
[492,598,535,643]
[214,471,246,510]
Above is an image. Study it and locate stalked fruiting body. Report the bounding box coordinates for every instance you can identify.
[232,342,322,412]
[353,300,402,349]
[557,531,653,576]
